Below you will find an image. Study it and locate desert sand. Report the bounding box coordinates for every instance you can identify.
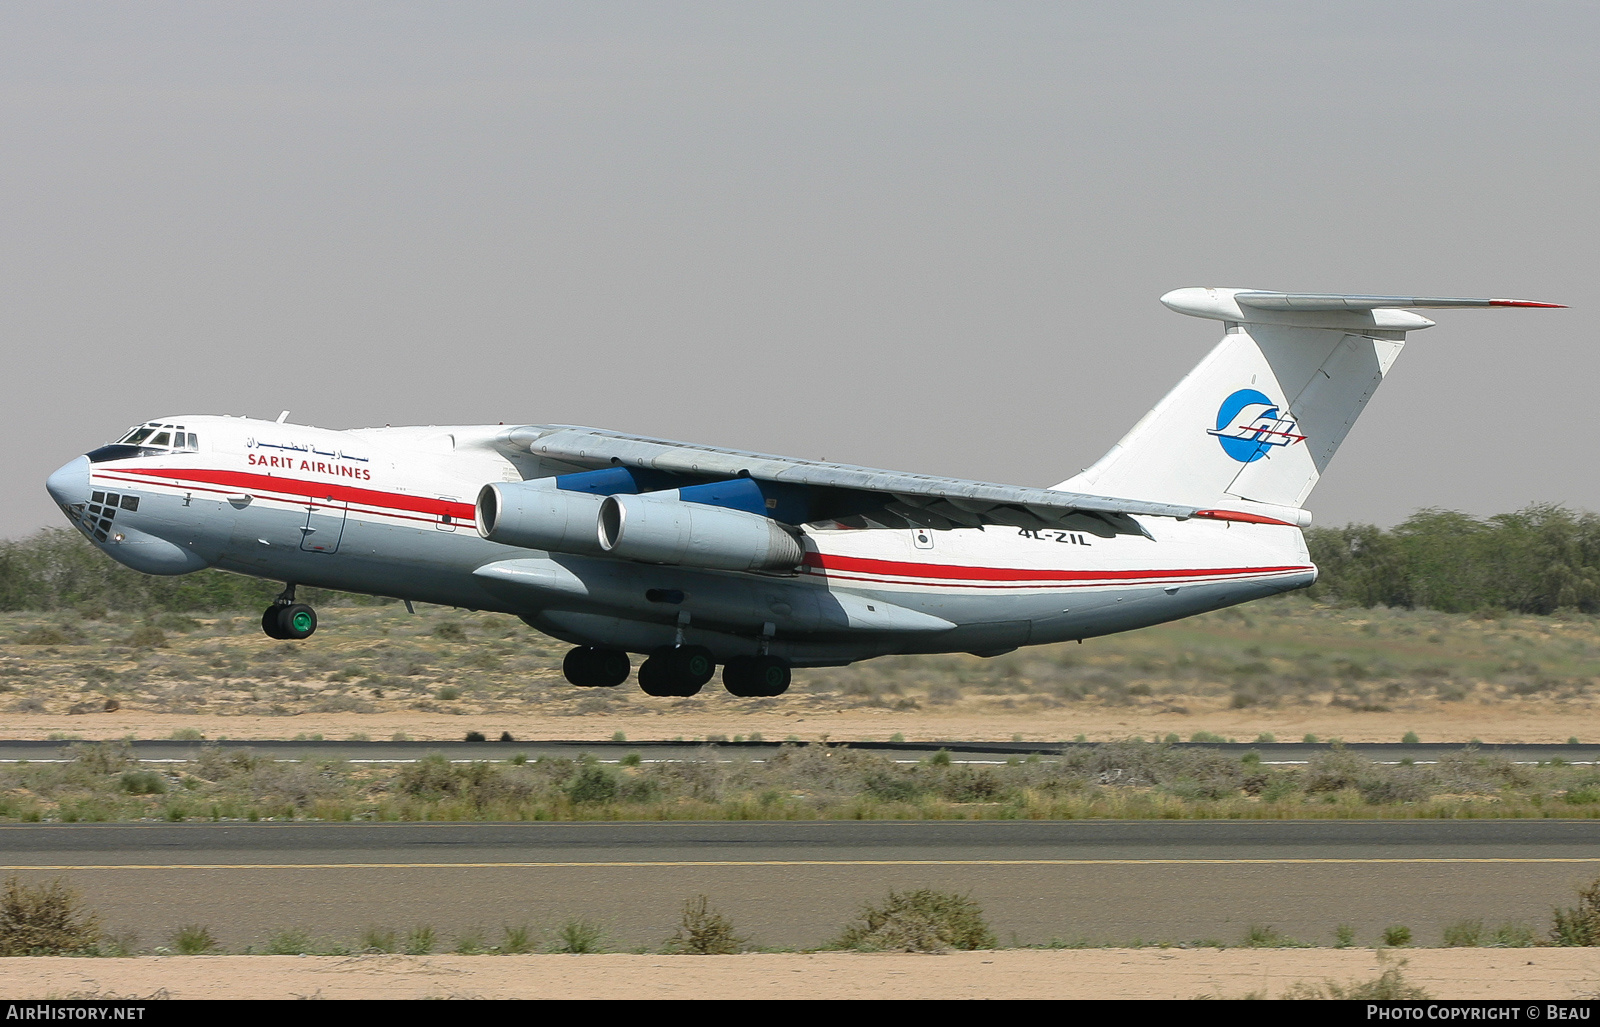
[0,701,1591,746]
[0,949,1594,1001]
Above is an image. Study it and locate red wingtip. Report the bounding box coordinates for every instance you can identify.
[1489,299,1567,308]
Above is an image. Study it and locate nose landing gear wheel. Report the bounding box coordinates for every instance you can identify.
[723,655,791,697]
[563,647,631,687]
[638,645,715,697]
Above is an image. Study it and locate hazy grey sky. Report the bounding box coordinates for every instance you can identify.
[5,1,1596,537]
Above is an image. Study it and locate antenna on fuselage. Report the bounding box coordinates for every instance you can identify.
[276,411,290,423]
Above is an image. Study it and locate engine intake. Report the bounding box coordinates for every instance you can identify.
[476,480,605,555]
[598,492,804,572]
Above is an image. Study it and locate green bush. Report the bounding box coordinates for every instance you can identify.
[358,926,397,953]
[551,918,605,954]
[170,924,218,954]
[1492,923,1536,947]
[404,925,436,955]
[501,925,534,954]
[118,770,167,795]
[1243,924,1302,948]
[565,764,618,804]
[834,889,995,953]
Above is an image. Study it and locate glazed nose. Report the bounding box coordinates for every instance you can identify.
[46,456,90,507]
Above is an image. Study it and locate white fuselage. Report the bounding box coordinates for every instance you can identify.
[48,415,1316,666]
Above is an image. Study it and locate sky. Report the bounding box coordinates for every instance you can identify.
[4,1,1596,537]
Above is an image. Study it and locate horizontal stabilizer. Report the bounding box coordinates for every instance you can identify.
[1162,288,1564,331]
[1234,292,1565,311]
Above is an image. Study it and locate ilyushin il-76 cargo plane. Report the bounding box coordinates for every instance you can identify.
[46,289,1559,698]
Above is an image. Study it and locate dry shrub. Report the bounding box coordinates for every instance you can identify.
[170,924,218,954]
[665,895,744,954]
[123,625,167,648]
[69,740,136,775]
[1552,876,1600,945]
[835,889,994,953]
[1281,958,1430,999]
[17,625,81,646]
[0,877,102,955]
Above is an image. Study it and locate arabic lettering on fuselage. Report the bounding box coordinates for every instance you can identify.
[245,438,373,479]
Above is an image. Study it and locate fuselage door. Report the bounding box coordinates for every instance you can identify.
[300,496,348,553]
[435,496,460,532]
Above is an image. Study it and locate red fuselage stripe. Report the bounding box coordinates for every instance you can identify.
[101,466,477,521]
[96,465,1313,586]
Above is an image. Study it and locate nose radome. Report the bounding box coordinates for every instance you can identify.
[46,456,90,508]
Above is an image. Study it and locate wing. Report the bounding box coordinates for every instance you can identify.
[498,426,1196,538]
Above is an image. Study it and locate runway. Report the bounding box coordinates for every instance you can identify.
[3,738,1594,765]
[2,820,1595,950]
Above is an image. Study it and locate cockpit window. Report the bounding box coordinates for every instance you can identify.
[88,423,200,462]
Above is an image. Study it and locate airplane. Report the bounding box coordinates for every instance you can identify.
[44,288,1560,699]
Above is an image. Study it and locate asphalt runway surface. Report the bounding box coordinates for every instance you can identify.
[4,739,1596,764]
[2,820,1597,950]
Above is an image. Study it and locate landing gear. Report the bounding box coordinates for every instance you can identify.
[637,645,715,697]
[563,647,631,687]
[722,655,791,697]
[261,603,317,640]
[260,584,316,641]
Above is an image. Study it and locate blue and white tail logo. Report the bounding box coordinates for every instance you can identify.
[1207,388,1306,463]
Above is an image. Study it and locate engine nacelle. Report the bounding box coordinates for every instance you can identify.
[476,480,605,555]
[598,492,804,572]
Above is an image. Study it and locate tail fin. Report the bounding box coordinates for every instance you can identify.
[1058,288,1562,512]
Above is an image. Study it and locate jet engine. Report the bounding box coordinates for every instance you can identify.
[476,480,606,554]
[598,492,804,572]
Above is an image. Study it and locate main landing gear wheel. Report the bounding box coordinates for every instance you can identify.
[563,647,631,687]
[637,645,715,697]
[261,603,317,640]
[722,655,791,698]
